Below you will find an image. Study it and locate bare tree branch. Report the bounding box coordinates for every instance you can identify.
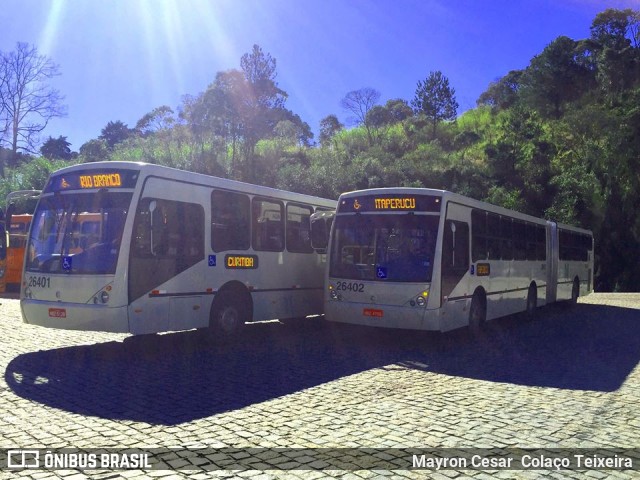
[0,42,66,174]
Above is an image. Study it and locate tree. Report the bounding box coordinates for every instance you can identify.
[319,115,343,147]
[520,36,593,118]
[589,9,640,98]
[183,45,288,181]
[477,70,523,111]
[383,99,413,122]
[411,71,458,136]
[79,139,109,163]
[340,87,381,145]
[99,120,132,149]
[182,69,249,176]
[0,42,66,176]
[135,106,176,136]
[239,44,288,181]
[40,135,72,160]
[591,8,639,49]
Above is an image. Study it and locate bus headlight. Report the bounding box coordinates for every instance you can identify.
[94,290,110,304]
[329,285,341,300]
[415,291,429,307]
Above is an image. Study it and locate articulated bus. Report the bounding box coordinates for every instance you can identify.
[321,188,593,332]
[20,162,336,335]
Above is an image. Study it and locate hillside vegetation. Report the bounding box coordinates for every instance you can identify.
[1,9,639,291]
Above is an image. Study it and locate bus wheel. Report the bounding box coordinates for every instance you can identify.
[570,278,580,305]
[210,290,248,338]
[526,283,537,320]
[469,290,486,333]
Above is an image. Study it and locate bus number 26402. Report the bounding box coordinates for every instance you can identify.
[336,281,365,292]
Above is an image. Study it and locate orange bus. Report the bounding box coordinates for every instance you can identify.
[0,211,6,293]
[5,191,40,292]
[6,214,33,291]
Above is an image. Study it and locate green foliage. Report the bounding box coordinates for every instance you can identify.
[411,71,459,136]
[0,157,73,201]
[99,121,133,149]
[78,139,109,163]
[40,135,72,160]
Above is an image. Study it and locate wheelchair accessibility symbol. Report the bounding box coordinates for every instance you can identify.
[62,256,73,272]
[376,266,387,279]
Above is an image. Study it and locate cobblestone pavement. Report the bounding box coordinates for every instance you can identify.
[1,294,640,479]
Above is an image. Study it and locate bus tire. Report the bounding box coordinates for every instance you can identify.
[210,289,249,338]
[526,283,537,320]
[469,290,486,333]
[570,277,580,305]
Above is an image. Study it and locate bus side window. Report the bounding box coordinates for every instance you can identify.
[252,198,284,252]
[211,190,250,252]
[133,198,203,259]
[486,213,501,260]
[286,203,314,253]
[500,217,513,260]
[513,220,527,260]
[471,209,487,261]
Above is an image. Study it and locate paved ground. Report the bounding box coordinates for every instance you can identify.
[1,293,639,479]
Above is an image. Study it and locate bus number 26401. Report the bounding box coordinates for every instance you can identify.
[28,276,51,288]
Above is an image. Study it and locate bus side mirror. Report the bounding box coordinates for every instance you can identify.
[310,211,334,253]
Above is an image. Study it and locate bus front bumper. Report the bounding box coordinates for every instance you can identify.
[325,301,441,331]
[21,300,130,333]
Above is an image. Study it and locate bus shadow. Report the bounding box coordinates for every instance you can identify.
[4,302,640,425]
[396,302,640,392]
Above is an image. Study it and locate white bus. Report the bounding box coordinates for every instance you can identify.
[20,162,336,336]
[319,188,593,332]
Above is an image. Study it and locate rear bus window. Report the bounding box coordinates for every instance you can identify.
[286,203,313,253]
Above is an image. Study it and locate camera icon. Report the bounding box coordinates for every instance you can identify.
[7,450,39,468]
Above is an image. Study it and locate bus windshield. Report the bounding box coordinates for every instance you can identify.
[26,192,132,274]
[330,213,440,282]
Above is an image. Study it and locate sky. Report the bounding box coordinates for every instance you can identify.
[2,0,639,152]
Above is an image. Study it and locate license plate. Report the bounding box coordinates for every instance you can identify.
[363,308,384,318]
[48,308,67,318]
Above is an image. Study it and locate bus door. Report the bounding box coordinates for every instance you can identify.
[440,202,470,330]
[128,178,208,334]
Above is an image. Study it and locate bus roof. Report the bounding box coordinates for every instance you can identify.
[338,187,592,235]
[43,161,337,208]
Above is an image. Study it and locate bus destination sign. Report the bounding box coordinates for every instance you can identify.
[373,197,416,210]
[79,173,122,188]
[338,194,441,213]
[225,254,259,269]
[45,170,139,193]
